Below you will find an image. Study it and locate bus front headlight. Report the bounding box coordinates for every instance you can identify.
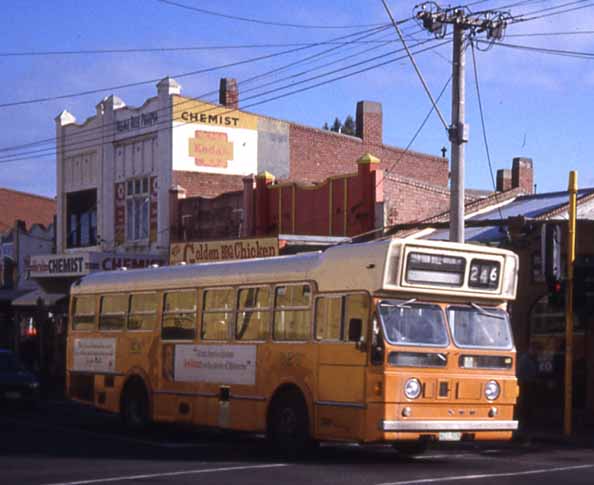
[404,378,422,399]
[485,380,500,401]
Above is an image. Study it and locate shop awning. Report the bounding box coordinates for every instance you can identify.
[12,288,67,307]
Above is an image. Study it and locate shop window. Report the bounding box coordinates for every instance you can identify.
[202,288,234,340]
[128,293,158,330]
[162,290,196,340]
[274,284,311,341]
[67,189,97,248]
[72,295,96,331]
[236,286,271,341]
[99,294,128,330]
[126,177,149,242]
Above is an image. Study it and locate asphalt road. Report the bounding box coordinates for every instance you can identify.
[1,400,594,485]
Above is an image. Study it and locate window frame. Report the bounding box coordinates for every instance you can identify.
[235,285,272,342]
[98,294,129,332]
[128,292,159,332]
[314,294,344,342]
[272,282,313,342]
[314,291,370,343]
[125,176,150,243]
[201,287,236,341]
[71,295,97,332]
[161,289,197,341]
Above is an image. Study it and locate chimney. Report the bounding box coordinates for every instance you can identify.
[157,77,181,97]
[356,101,382,145]
[512,157,534,194]
[219,78,239,110]
[496,169,512,192]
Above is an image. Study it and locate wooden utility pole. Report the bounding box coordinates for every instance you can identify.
[415,4,510,242]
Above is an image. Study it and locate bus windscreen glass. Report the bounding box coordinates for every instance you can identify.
[447,306,512,349]
[378,301,449,347]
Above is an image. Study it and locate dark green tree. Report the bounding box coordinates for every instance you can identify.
[342,115,356,136]
[331,117,342,133]
[322,122,329,130]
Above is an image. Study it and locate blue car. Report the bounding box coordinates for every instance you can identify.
[0,349,40,405]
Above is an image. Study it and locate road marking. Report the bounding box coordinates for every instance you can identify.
[375,464,594,485]
[43,463,288,485]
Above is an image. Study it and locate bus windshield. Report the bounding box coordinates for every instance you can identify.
[447,305,512,349]
[378,300,449,347]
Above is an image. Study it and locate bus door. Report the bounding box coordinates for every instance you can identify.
[315,293,369,440]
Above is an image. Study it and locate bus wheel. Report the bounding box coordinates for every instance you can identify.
[268,391,310,458]
[392,441,428,456]
[121,381,149,432]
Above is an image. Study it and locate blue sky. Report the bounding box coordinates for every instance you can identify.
[1,0,593,197]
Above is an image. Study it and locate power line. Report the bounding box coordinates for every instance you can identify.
[513,0,594,23]
[0,38,376,109]
[157,0,393,29]
[484,39,594,58]
[469,40,506,224]
[0,39,451,165]
[0,36,445,162]
[0,26,396,158]
[507,29,594,37]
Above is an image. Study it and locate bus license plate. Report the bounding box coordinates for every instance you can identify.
[439,432,461,441]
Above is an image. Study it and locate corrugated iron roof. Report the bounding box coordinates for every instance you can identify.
[427,188,594,243]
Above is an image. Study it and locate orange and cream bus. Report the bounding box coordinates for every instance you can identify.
[67,238,519,455]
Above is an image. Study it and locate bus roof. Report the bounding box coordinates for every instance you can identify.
[71,238,518,300]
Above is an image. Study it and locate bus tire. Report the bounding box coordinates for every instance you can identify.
[392,441,428,456]
[268,390,310,458]
[121,380,150,432]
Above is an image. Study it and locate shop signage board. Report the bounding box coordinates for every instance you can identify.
[29,252,167,278]
[174,344,257,385]
[169,237,279,265]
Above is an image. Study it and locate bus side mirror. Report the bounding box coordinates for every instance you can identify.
[348,318,363,342]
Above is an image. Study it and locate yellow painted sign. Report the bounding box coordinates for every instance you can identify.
[172,96,258,130]
[170,238,279,264]
[188,130,234,168]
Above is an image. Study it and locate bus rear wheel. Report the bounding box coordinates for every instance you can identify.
[268,391,310,458]
[121,381,150,432]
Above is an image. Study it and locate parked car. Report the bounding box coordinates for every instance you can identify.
[0,349,40,406]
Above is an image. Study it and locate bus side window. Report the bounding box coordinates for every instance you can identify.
[128,293,158,330]
[99,294,128,331]
[202,288,235,341]
[371,313,385,365]
[315,296,342,340]
[72,295,96,331]
[162,290,196,340]
[236,286,270,341]
[345,294,369,343]
[274,284,312,341]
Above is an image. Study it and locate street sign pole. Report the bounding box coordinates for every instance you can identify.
[564,170,578,437]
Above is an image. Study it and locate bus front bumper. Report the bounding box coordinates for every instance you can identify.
[380,420,519,432]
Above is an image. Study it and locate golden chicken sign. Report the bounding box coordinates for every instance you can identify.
[188,130,233,168]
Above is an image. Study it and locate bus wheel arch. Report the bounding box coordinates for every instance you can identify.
[120,373,151,432]
[266,383,313,457]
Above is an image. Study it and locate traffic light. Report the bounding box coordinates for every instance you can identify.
[548,279,565,308]
[543,224,562,285]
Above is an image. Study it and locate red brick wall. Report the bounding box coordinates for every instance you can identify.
[383,175,451,225]
[172,171,244,198]
[0,188,55,232]
[288,124,448,187]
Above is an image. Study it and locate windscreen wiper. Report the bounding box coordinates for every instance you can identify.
[470,302,505,320]
[380,298,417,309]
